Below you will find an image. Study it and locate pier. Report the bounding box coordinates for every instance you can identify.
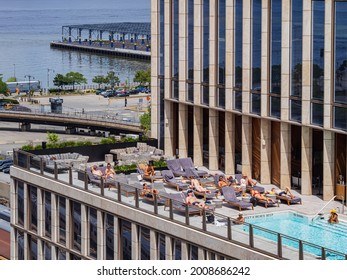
[51,22,151,60]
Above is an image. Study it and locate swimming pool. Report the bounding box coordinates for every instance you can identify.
[244,212,347,260]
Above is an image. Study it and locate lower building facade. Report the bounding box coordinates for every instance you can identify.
[9,165,274,260]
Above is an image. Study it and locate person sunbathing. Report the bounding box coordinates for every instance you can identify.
[91,165,104,179]
[104,163,116,179]
[191,177,212,193]
[269,187,295,198]
[141,183,159,198]
[144,162,155,176]
[217,176,230,188]
[185,190,208,208]
[250,188,276,203]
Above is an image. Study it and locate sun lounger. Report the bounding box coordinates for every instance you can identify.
[276,195,302,206]
[137,163,164,183]
[178,157,209,177]
[161,169,189,191]
[222,187,254,211]
[166,159,187,177]
[137,181,168,205]
[254,196,279,208]
[168,193,203,215]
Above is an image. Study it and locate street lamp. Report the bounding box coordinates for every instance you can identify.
[24,74,35,101]
[47,68,55,90]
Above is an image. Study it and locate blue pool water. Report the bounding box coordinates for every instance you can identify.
[244,212,347,260]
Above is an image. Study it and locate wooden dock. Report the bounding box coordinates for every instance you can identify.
[50,41,151,60]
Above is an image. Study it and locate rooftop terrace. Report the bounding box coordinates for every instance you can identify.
[12,149,347,260]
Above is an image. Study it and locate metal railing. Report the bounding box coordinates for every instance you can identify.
[13,149,347,260]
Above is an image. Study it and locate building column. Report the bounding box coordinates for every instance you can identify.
[281,0,291,122]
[225,1,234,110]
[179,0,187,102]
[97,210,104,260]
[80,204,88,256]
[209,109,219,171]
[131,223,139,260]
[324,0,333,129]
[301,126,312,195]
[10,179,16,259]
[323,131,335,200]
[280,123,291,188]
[178,104,188,158]
[261,0,270,116]
[260,119,271,184]
[209,0,217,107]
[165,235,173,260]
[224,112,235,175]
[181,241,189,260]
[194,0,202,104]
[301,0,312,125]
[198,248,205,260]
[150,0,159,140]
[242,0,251,114]
[193,107,203,166]
[241,115,252,176]
[150,230,158,260]
[37,239,44,260]
[164,100,174,156]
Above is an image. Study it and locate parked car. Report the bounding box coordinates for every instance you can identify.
[101,90,115,98]
[0,162,13,172]
[128,89,140,95]
[95,88,107,95]
[136,86,147,93]
[115,88,126,94]
[115,91,129,97]
[2,167,10,174]
[0,159,12,167]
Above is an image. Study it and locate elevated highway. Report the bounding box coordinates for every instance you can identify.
[0,110,143,135]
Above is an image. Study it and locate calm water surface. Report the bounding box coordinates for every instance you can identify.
[0,0,150,88]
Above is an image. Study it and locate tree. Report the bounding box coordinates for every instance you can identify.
[105,71,120,89]
[133,69,150,86]
[92,75,108,89]
[140,108,151,135]
[0,76,8,94]
[65,72,87,91]
[53,73,68,89]
[47,132,59,144]
[6,77,17,82]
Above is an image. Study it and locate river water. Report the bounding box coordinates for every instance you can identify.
[0,0,150,89]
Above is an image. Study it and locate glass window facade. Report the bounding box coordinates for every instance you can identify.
[159,0,165,76]
[44,191,51,238]
[218,0,226,107]
[234,0,243,111]
[270,0,281,118]
[17,181,24,227]
[311,0,324,126]
[187,0,194,81]
[290,0,302,122]
[29,185,37,233]
[120,219,132,260]
[105,213,114,260]
[334,1,347,131]
[140,226,150,260]
[159,78,165,150]
[58,196,66,245]
[203,108,209,168]
[203,0,210,83]
[71,201,81,252]
[172,0,179,79]
[158,233,166,260]
[251,0,261,115]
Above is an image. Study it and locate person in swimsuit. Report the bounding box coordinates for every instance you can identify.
[250,188,276,203]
